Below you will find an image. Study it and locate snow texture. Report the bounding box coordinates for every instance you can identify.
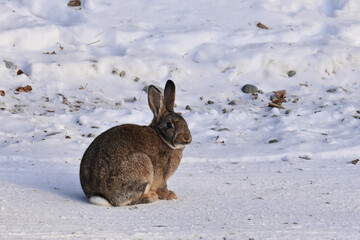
[1,0,360,239]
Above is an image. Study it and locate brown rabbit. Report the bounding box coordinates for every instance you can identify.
[80,80,192,206]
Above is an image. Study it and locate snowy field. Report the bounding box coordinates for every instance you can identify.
[1,0,360,239]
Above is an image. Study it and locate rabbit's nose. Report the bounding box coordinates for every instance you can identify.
[183,135,192,144]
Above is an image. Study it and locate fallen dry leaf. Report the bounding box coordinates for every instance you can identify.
[43,51,56,55]
[0,90,5,96]
[272,98,284,104]
[68,0,81,7]
[273,90,286,99]
[256,22,269,30]
[79,84,88,90]
[268,102,285,109]
[17,69,25,76]
[16,85,32,93]
[269,89,287,106]
[340,86,350,93]
[349,159,359,165]
[253,197,264,200]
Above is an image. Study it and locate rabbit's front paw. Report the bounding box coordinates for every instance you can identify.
[157,189,178,200]
[140,190,158,204]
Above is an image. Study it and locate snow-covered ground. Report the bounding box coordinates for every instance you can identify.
[1,0,360,239]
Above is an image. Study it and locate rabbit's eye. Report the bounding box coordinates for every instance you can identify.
[166,122,174,129]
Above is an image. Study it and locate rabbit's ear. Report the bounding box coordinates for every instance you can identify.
[148,85,164,118]
[164,80,176,112]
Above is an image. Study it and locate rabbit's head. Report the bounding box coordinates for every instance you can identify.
[148,80,192,149]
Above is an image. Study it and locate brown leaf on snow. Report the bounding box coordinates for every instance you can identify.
[16,85,32,93]
[268,102,285,109]
[272,98,284,104]
[0,90,5,96]
[349,159,359,165]
[43,51,56,55]
[68,0,81,7]
[256,22,269,30]
[268,89,287,109]
[273,90,286,99]
[16,69,26,76]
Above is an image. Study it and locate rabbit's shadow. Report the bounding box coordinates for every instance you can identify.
[0,158,88,204]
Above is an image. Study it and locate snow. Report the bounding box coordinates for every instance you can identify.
[1,0,360,239]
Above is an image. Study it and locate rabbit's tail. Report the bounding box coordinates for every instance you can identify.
[89,196,112,207]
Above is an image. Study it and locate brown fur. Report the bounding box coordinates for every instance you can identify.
[79,80,191,206]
